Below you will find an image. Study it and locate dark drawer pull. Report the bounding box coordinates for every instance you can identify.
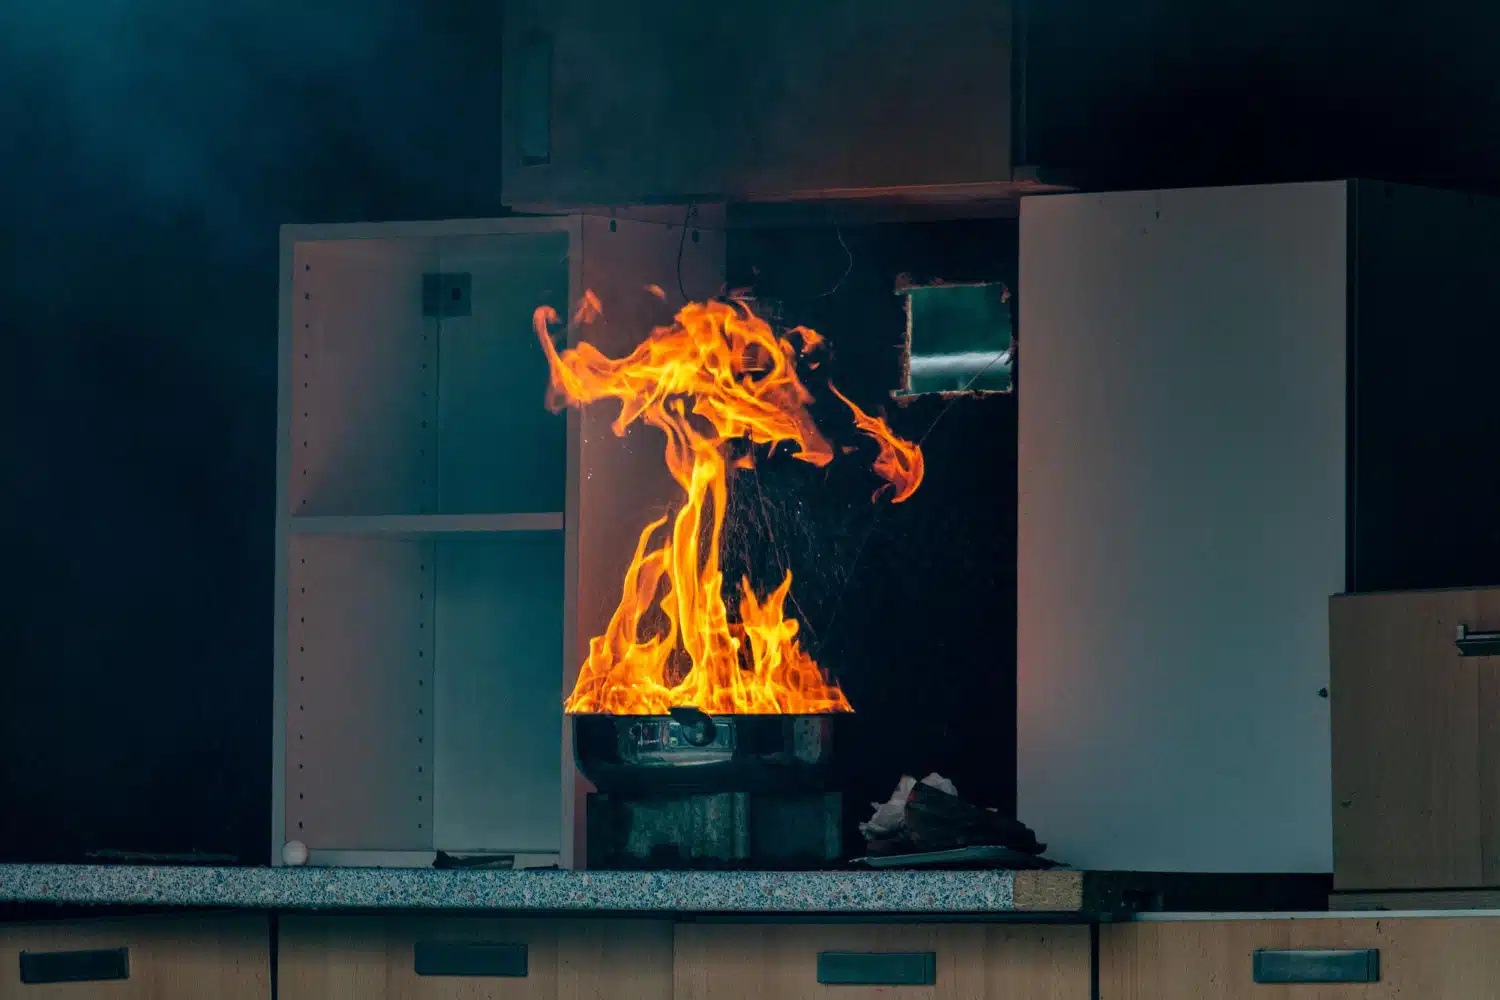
[19,948,130,984]
[1253,948,1379,984]
[413,942,527,978]
[1456,625,1500,657]
[817,952,936,986]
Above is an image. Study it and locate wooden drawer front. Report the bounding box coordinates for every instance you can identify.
[1100,917,1500,999]
[0,914,269,1000]
[277,915,673,1000]
[672,922,1089,1000]
[1330,587,1500,890]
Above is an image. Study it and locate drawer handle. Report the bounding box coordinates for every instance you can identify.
[1253,949,1379,984]
[1456,625,1500,657]
[413,942,527,978]
[19,948,130,985]
[817,951,936,986]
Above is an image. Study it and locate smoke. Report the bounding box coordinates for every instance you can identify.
[1,0,500,247]
[0,0,502,540]
[0,0,503,859]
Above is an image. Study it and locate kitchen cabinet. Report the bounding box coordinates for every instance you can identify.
[1099,916,1500,999]
[672,922,1089,1000]
[278,915,674,1000]
[499,0,1019,209]
[1017,180,1500,874]
[274,214,723,868]
[1330,586,1500,891]
[0,914,269,1000]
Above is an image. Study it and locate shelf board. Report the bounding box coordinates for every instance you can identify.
[287,513,563,537]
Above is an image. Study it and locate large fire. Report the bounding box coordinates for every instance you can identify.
[534,292,924,715]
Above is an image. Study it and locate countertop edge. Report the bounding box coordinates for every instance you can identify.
[0,864,1034,915]
[0,866,1333,918]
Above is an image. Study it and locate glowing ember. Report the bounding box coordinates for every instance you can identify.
[534,293,924,715]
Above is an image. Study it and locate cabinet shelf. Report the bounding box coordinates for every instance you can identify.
[288,514,563,537]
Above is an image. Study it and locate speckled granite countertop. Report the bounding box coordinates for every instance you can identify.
[0,865,1071,915]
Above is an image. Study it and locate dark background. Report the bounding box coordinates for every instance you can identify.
[3,0,1498,863]
[0,0,509,863]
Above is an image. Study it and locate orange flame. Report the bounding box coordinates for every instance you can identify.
[534,294,925,715]
[828,386,924,503]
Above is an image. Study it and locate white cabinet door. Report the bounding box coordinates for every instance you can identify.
[1017,182,1349,872]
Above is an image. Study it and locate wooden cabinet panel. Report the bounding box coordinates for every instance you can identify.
[0,914,269,1000]
[672,922,1089,1000]
[1099,920,1287,1000]
[1330,587,1500,890]
[1100,917,1500,999]
[278,915,673,1000]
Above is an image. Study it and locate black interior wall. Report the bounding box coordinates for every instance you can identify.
[1345,183,1500,593]
[725,217,1021,848]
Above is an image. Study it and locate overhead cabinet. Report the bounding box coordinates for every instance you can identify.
[500,0,1019,208]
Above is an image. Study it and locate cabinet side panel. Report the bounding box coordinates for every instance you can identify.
[1017,182,1348,871]
[1349,182,1500,592]
[274,232,297,864]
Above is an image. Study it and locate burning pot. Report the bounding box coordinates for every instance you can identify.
[573,708,835,795]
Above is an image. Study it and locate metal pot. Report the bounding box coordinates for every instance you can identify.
[572,708,837,795]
